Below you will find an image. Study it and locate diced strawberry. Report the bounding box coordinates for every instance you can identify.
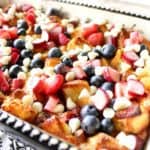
[115,82,127,98]
[8,27,18,39]
[130,32,143,44]
[0,70,10,92]
[11,47,20,53]
[49,25,64,44]
[71,67,87,79]
[58,33,70,45]
[10,52,20,65]
[11,78,25,90]
[33,79,46,101]
[47,41,55,49]
[102,67,121,82]
[0,15,8,26]
[107,36,118,47]
[82,24,99,38]
[0,29,11,39]
[45,74,64,95]
[92,88,110,111]
[21,4,33,12]
[44,95,60,113]
[122,51,139,65]
[25,9,36,25]
[33,39,48,50]
[127,79,145,96]
[115,103,140,119]
[87,32,104,46]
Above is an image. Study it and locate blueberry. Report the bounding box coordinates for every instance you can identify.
[109,98,116,108]
[84,66,95,77]
[17,28,26,35]
[34,25,42,34]
[90,75,105,87]
[30,58,44,69]
[100,44,117,59]
[6,40,13,47]
[54,63,68,75]
[93,48,102,58]
[138,44,147,55]
[17,20,28,30]
[80,51,88,56]
[48,47,62,58]
[101,82,114,91]
[9,65,22,78]
[21,49,33,58]
[13,39,25,50]
[80,105,100,118]
[62,57,72,67]
[81,115,101,135]
[101,118,114,134]
[47,7,60,16]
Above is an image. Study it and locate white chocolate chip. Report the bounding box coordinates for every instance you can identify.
[116,132,136,150]
[0,56,11,65]
[103,108,115,119]
[134,58,144,68]
[32,102,43,113]
[43,67,55,76]
[73,61,81,67]
[25,41,33,50]
[140,50,149,59]
[68,118,81,133]
[53,104,64,113]
[30,68,43,76]
[120,62,131,73]
[33,53,42,59]
[135,67,144,75]
[0,39,7,46]
[95,66,104,76]
[65,71,75,81]
[66,97,76,110]
[78,88,90,99]
[113,97,132,111]
[90,85,97,95]
[2,47,11,55]
[83,44,91,52]
[23,58,31,67]
[88,52,98,60]
[17,72,26,80]
[22,95,34,106]
[67,24,74,34]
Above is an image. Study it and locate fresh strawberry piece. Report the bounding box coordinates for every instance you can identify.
[11,47,20,53]
[0,29,11,39]
[0,70,10,92]
[47,41,55,49]
[115,82,127,98]
[58,33,70,45]
[87,32,104,46]
[115,104,141,119]
[102,67,121,82]
[49,26,64,44]
[10,52,20,65]
[44,95,60,113]
[11,78,25,90]
[33,39,48,50]
[21,4,33,12]
[107,36,118,47]
[33,79,46,101]
[122,51,139,65]
[25,9,36,25]
[82,24,99,38]
[92,88,110,111]
[45,74,64,95]
[0,15,8,26]
[127,79,145,96]
[71,67,87,79]
[8,27,18,39]
[130,32,143,44]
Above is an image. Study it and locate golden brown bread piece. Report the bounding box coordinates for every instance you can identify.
[45,58,61,67]
[62,80,90,103]
[113,112,149,134]
[79,133,128,150]
[2,98,37,122]
[40,116,86,145]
